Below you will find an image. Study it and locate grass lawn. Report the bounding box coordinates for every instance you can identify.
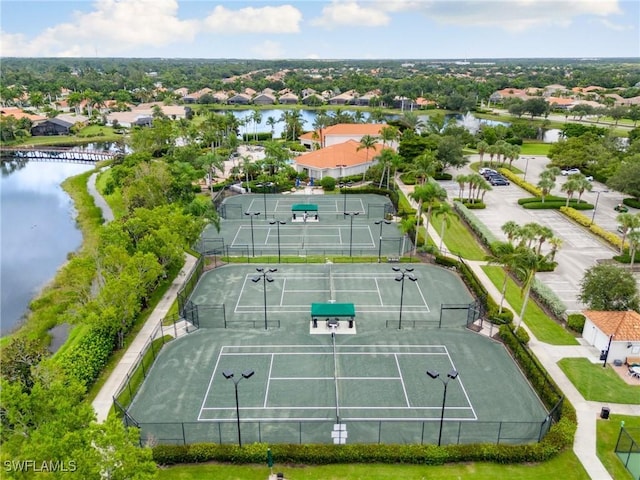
[520,142,552,156]
[16,129,123,146]
[597,413,640,480]
[156,450,589,480]
[96,168,126,219]
[429,213,487,260]
[482,266,578,345]
[558,358,640,404]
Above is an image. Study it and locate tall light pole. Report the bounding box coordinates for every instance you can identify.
[427,369,459,446]
[244,211,260,257]
[252,267,277,330]
[375,219,392,262]
[393,266,417,329]
[222,369,255,448]
[345,212,359,256]
[340,181,353,216]
[255,182,273,219]
[269,220,286,263]
[523,157,532,182]
[590,190,609,226]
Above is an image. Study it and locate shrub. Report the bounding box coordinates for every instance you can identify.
[522,200,593,210]
[515,326,530,344]
[531,279,567,317]
[453,202,498,246]
[58,326,115,387]
[499,169,542,197]
[623,197,640,209]
[566,314,586,333]
[319,176,336,191]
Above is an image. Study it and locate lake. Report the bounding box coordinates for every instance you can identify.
[0,159,94,335]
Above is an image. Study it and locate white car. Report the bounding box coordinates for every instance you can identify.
[561,168,581,176]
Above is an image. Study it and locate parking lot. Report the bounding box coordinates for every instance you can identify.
[444,154,635,313]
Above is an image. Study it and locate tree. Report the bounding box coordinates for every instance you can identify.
[486,241,519,314]
[476,140,489,165]
[514,247,549,328]
[357,134,379,181]
[616,212,640,254]
[560,176,581,207]
[406,150,437,186]
[433,202,453,252]
[578,264,640,311]
[523,97,549,119]
[410,182,448,256]
[537,177,555,203]
[607,157,640,200]
[627,230,640,269]
[0,337,47,392]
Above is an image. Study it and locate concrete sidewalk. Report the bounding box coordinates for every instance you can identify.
[395,175,640,480]
[92,252,198,422]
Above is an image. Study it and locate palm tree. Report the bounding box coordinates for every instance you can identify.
[407,150,437,186]
[410,182,448,256]
[434,202,453,252]
[455,174,468,201]
[251,109,262,141]
[486,144,499,168]
[312,112,330,148]
[476,140,489,165]
[399,111,424,132]
[537,177,555,203]
[514,247,551,329]
[486,241,519,314]
[377,148,398,189]
[400,216,416,255]
[627,230,640,269]
[616,212,640,254]
[501,220,521,244]
[380,125,400,148]
[574,175,593,203]
[548,237,563,262]
[561,177,582,207]
[535,225,554,255]
[357,134,379,181]
[266,116,277,139]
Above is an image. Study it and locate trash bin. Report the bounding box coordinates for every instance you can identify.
[599,350,607,361]
[600,407,610,419]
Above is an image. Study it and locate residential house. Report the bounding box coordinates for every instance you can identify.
[546,97,576,110]
[0,107,46,123]
[227,93,252,105]
[294,139,385,182]
[299,123,395,150]
[489,88,530,103]
[252,93,276,105]
[392,96,416,110]
[543,84,569,96]
[30,117,74,136]
[354,90,381,107]
[329,90,357,105]
[278,92,299,105]
[301,93,324,106]
[582,310,640,365]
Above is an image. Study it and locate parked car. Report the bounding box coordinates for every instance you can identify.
[615,204,629,213]
[561,168,581,176]
[479,168,497,176]
[490,177,510,186]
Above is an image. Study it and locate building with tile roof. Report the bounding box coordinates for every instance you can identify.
[582,310,640,364]
[294,139,386,182]
[299,123,394,150]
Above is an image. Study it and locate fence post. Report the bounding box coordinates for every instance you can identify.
[182,423,186,445]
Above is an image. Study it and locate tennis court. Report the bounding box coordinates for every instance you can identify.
[188,264,471,330]
[126,263,550,446]
[202,193,406,257]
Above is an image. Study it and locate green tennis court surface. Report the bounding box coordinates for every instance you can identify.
[127,263,550,446]
[202,193,406,257]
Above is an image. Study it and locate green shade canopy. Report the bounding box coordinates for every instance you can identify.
[311,302,356,317]
[292,204,318,212]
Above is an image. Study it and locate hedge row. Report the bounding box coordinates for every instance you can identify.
[522,200,593,210]
[453,201,499,249]
[560,206,627,251]
[531,278,567,318]
[58,326,116,387]
[499,169,541,197]
[153,433,571,467]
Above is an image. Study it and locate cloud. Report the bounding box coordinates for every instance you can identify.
[311,1,390,28]
[203,5,302,33]
[409,0,624,31]
[597,18,634,31]
[1,0,199,57]
[251,40,285,59]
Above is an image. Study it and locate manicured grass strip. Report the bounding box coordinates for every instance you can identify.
[156,451,589,480]
[482,266,578,345]
[520,142,552,156]
[597,413,640,480]
[558,358,640,404]
[429,214,487,261]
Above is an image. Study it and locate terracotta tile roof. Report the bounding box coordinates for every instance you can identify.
[0,107,46,122]
[300,123,388,142]
[295,140,385,169]
[583,310,640,341]
[546,97,575,106]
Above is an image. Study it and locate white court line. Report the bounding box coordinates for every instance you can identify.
[374,278,383,305]
[271,376,401,380]
[202,405,473,411]
[220,344,449,350]
[264,227,272,244]
[279,278,286,306]
[338,227,342,244]
[220,352,446,356]
[230,225,243,247]
[264,354,274,408]
[197,351,226,421]
[233,275,253,313]
[395,353,411,408]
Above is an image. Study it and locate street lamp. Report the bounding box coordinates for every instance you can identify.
[340,181,353,216]
[375,219,392,262]
[244,211,261,257]
[426,369,459,446]
[523,157,532,182]
[393,266,417,329]
[252,267,277,330]
[222,369,255,448]
[269,219,286,263]
[590,190,609,226]
[345,212,359,256]
[255,182,274,219]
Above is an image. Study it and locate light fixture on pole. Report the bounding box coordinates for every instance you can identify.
[340,181,353,216]
[393,266,417,329]
[252,267,277,330]
[222,369,255,448]
[426,369,459,446]
[244,211,261,257]
[269,219,286,263]
[375,219,392,262]
[345,212,359,256]
[590,190,609,226]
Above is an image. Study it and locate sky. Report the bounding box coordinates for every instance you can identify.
[1,0,639,59]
